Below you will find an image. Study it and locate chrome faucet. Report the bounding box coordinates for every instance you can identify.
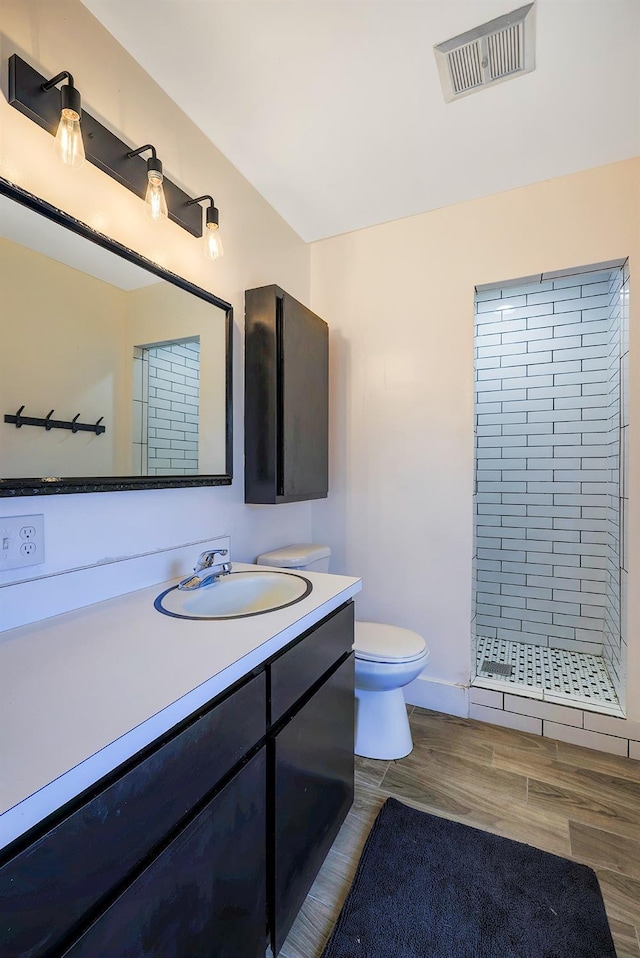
[178,549,232,591]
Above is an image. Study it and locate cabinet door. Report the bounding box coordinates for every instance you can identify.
[63,749,266,958]
[272,655,354,954]
[279,290,328,501]
[0,672,265,958]
[244,284,328,504]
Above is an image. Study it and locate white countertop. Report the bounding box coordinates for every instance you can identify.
[0,564,361,851]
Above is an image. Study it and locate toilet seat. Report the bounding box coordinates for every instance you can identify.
[355,622,427,665]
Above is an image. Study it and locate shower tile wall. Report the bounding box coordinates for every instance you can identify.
[146,341,200,475]
[602,262,630,708]
[473,268,625,662]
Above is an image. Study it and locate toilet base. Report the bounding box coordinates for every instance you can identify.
[354,686,413,760]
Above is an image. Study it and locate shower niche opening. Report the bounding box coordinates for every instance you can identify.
[471,261,629,717]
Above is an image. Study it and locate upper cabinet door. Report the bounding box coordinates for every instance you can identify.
[245,285,328,504]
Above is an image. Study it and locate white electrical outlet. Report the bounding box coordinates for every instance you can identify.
[1,515,45,570]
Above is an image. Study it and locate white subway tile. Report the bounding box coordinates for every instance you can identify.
[502,326,553,345]
[497,628,551,646]
[528,384,582,400]
[554,293,611,313]
[583,357,609,371]
[496,278,549,296]
[531,335,582,352]
[547,638,603,655]
[527,286,580,305]
[476,341,521,357]
[500,303,556,321]
[476,294,527,313]
[504,695,584,727]
[477,412,527,424]
[469,704,542,734]
[583,713,640,741]
[529,360,582,377]
[476,288,502,302]
[543,722,627,756]
[469,687,504,708]
[501,398,554,413]
[551,270,610,287]
[529,597,579,614]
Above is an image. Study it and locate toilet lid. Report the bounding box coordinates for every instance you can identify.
[256,544,331,568]
[354,622,428,664]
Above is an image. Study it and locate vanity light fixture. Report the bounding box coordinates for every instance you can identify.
[127,145,168,222]
[8,54,219,241]
[42,70,85,168]
[188,195,224,261]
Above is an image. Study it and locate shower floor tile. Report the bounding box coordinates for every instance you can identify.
[475,635,621,712]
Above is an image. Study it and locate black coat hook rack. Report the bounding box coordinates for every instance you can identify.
[4,406,106,435]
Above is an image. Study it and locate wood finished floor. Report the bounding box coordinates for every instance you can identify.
[278,706,640,958]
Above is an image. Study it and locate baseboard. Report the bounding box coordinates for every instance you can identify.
[404,674,469,717]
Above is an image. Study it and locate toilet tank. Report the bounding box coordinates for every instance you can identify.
[256,544,331,574]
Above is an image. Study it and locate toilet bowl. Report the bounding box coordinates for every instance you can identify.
[354,621,428,760]
[255,544,429,761]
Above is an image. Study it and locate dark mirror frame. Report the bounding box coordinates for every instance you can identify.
[0,176,233,497]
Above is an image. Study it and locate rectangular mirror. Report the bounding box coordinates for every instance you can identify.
[0,177,232,496]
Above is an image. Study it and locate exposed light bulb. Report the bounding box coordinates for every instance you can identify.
[54,107,85,168]
[42,72,85,169]
[144,169,168,222]
[187,195,224,263]
[205,222,224,261]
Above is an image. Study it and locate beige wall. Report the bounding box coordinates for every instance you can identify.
[0,0,313,587]
[0,237,129,477]
[310,159,640,720]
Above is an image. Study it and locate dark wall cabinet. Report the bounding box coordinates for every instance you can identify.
[245,284,329,504]
[0,602,354,958]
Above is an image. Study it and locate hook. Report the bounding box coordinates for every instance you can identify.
[45,410,55,430]
[15,405,25,428]
[95,416,104,435]
[71,413,81,434]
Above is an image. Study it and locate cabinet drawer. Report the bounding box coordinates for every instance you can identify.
[270,602,353,724]
[63,749,267,958]
[0,672,266,958]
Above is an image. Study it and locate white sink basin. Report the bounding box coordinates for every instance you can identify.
[155,570,312,620]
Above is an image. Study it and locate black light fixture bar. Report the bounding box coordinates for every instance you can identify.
[8,54,203,237]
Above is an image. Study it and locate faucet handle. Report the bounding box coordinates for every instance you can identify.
[195,548,228,571]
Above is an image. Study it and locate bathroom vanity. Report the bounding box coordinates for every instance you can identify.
[0,566,360,957]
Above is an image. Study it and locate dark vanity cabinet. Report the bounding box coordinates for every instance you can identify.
[0,602,355,958]
[245,284,329,504]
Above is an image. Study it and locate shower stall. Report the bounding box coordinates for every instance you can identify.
[471,262,629,715]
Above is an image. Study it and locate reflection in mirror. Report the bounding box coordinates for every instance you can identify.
[0,180,232,494]
[132,338,201,476]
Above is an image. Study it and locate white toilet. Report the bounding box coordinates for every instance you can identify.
[256,544,429,760]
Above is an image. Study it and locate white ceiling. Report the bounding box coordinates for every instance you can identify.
[83,0,640,243]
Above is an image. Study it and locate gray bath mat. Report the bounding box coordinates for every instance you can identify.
[322,797,616,957]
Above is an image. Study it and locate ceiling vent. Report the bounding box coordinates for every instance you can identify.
[434,3,536,102]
